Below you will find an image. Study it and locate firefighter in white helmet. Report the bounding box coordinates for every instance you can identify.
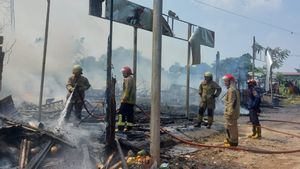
[195,71,222,129]
[65,64,91,122]
[117,66,136,131]
[223,74,240,147]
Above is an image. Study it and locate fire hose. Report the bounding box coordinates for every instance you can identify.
[134,104,300,154]
[69,85,105,126]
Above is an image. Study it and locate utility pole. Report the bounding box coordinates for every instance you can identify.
[252,36,256,79]
[105,0,115,146]
[215,51,220,85]
[151,0,162,164]
[185,24,192,119]
[38,0,50,122]
[0,36,4,92]
[133,27,138,101]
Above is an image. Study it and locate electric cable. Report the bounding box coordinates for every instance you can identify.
[192,0,300,36]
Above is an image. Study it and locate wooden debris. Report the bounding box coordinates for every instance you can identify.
[19,139,31,169]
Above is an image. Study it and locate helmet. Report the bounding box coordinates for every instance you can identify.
[222,74,235,81]
[121,66,133,75]
[247,79,257,86]
[72,64,83,74]
[204,72,213,78]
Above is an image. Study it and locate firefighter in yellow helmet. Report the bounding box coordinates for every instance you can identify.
[117,66,136,131]
[223,74,240,147]
[195,71,221,129]
[65,65,91,122]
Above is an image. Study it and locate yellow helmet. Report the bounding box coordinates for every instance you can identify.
[204,71,213,78]
[72,64,83,74]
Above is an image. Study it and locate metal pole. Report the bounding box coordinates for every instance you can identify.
[133,27,137,101]
[150,0,162,164]
[185,24,192,119]
[10,0,15,31]
[215,51,220,85]
[252,36,256,79]
[270,68,273,106]
[105,0,114,146]
[38,0,50,122]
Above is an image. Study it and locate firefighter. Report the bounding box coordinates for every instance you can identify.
[195,72,222,129]
[223,74,240,147]
[117,66,136,131]
[247,79,262,139]
[65,65,91,122]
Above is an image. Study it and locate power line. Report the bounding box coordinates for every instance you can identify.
[289,54,300,57]
[192,0,299,36]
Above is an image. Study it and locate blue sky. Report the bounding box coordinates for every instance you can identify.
[132,0,300,72]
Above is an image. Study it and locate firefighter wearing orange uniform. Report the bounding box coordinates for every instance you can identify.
[117,66,136,131]
[195,72,222,129]
[223,74,240,147]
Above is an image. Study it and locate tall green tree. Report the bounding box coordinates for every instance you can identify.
[266,47,290,70]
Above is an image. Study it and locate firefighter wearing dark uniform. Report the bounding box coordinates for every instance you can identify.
[117,66,136,131]
[223,74,240,147]
[65,65,91,122]
[247,79,262,139]
[195,72,222,129]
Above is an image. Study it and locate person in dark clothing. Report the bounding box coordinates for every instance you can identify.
[247,79,262,139]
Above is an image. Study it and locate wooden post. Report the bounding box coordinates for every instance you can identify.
[105,0,115,146]
[38,0,51,122]
[185,24,192,119]
[151,0,162,164]
[133,27,138,102]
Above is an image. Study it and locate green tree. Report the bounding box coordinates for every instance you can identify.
[276,72,284,83]
[266,47,290,70]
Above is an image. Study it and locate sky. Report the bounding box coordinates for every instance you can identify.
[0,0,300,103]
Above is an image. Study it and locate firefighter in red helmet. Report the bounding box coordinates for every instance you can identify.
[247,79,262,139]
[222,74,240,147]
[116,66,136,131]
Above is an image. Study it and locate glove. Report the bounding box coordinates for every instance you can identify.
[69,87,75,92]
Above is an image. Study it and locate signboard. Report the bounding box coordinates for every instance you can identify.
[105,0,173,36]
[189,27,215,64]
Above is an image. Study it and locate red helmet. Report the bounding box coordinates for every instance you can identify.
[222,74,235,81]
[121,66,133,75]
[247,79,257,86]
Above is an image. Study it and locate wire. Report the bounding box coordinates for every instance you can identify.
[289,55,300,57]
[192,0,300,36]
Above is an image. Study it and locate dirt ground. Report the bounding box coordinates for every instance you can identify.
[164,104,300,169]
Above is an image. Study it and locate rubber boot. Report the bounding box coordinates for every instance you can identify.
[248,125,256,138]
[207,116,213,129]
[194,122,202,128]
[194,116,203,128]
[251,126,262,139]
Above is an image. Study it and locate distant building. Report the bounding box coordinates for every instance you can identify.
[279,72,300,80]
